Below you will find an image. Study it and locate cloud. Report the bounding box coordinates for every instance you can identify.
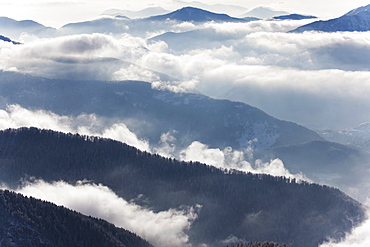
[112,64,161,81]
[151,78,199,93]
[13,180,199,247]
[0,33,156,81]
[152,130,178,158]
[319,201,370,247]
[0,104,150,151]
[202,19,315,35]
[138,31,370,129]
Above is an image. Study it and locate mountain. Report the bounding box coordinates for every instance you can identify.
[2,70,365,196]
[0,17,55,39]
[0,70,323,151]
[0,189,153,247]
[291,4,370,32]
[240,7,289,19]
[60,7,255,37]
[0,127,365,247]
[102,7,169,19]
[145,7,250,23]
[273,14,317,20]
[0,34,20,44]
[170,1,248,16]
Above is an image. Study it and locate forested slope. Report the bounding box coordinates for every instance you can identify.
[0,127,365,247]
[0,189,153,247]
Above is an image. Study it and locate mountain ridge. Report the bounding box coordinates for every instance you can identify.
[240,6,289,19]
[0,127,365,247]
[291,4,370,32]
[145,6,251,23]
[0,70,323,151]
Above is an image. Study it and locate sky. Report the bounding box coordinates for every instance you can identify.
[0,0,370,28]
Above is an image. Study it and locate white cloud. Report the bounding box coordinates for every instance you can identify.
[14,180,199,247]
[152,78,199,93]
[0,33,153,80]
[152,130,178,158]
[112,64,161,81]
[179,141,308,180]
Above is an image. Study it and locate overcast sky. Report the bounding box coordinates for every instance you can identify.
[0,0,369,28]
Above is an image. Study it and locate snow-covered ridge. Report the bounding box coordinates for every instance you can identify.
[345,4,370,16]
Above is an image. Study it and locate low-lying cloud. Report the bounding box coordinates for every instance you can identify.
[179,141,308,180]
[2,25,370,129]
[320,199,370,247]
[13,180,198,247]
[0,104,306,181]
[0,104,150,151]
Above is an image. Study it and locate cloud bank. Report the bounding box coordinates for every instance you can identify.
[14,180,198,247]
[2,25,367,129]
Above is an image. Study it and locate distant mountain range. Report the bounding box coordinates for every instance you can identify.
[0,70,323,152]
[240,6,289,19]
[292,4,370,32]
[0,17,55,39]
[145,7,253,23]
[0,127,364,247]
[0,189,153,247]
[171,1,248,16]
[60,7,256,37]
[317,122,370,152]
